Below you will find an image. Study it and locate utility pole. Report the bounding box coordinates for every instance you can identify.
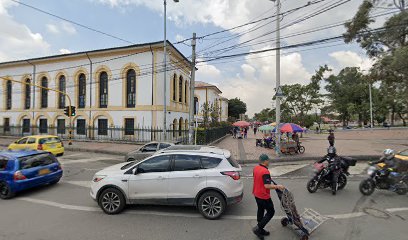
[189,33,197,145]
[1,76,74,145]
[273,0,282,156]
[163,0,168,140]
[369,83,373,128]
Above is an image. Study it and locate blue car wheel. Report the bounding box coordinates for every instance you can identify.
[0,182,15,199]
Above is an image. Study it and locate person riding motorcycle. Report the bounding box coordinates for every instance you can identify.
[316,146,342,194]
[369,149,399,185]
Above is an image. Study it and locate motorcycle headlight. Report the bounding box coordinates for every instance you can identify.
[367,166,376,176]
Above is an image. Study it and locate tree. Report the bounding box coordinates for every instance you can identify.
[228,98,247,120]
[254,108,275,122]
[325,67,372,126]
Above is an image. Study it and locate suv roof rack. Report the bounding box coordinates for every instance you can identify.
[157,145,231,158]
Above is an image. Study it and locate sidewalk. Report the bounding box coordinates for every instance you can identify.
[214,128,408,162]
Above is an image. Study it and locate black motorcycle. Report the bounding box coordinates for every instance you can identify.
[307,157,351,195]
[359,163,408,196]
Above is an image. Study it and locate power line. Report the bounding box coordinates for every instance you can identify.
[12,0,134,44]
[204,0,352,57]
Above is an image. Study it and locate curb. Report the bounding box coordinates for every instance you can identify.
[237,155,381,164]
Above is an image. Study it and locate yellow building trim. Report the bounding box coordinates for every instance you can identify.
[153,50,157,127]
[34,113,52,126]
[51,114,69,126]
[73,112,90,125]
[19,74,31,110]
[94,65,113,108]
[2,75,13,111]
[54,71,69,109]
[73,67,89,108]
[92,111,114,126]
[16,113,33,125]
[36,72,52,110]
[120,62,141,108]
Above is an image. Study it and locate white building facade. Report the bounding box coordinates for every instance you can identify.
[194,81,228,123]
[0,41,191,141]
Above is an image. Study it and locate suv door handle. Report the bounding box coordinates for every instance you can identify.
[193,175,201,178]
[157,176,165,180]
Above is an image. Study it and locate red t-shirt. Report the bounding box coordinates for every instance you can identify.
[253,164,272,199]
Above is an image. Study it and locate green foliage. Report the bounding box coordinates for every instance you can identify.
[254,108,275,122]
[228,98,247,119]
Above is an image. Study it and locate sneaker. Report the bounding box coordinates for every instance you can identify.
[252,226,265,240]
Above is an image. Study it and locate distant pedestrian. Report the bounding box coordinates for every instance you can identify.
[254,126,258,136]
[233,127,238,138]
[252,154,285,239]
[244,127,248,139]
[315,126,319,134]
[328,130,335,146]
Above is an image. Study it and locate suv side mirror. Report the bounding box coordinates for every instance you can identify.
[132,168,137,175]
[133,167,144,175]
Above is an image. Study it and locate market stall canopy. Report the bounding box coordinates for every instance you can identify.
[273,123,304,133]
[233,121,250,127]
[259,125,274,131]
[269,122,277,126]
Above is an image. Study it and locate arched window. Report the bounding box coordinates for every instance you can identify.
[78,73,86,108]
[126,69,136,108]
[99,71,108,108]
[185,81,188,104]
[172,74,177,101]
[58,75,66,109]
[6,80,12,110]
[40,77,48,108]
[194,97,199,114]
[172,119,178,137]
[179,76,183,102]
[179,117,183,136]
[24,79,30,109]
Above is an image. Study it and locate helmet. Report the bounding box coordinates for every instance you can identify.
[327,146,336,155]
[382,149,395,160]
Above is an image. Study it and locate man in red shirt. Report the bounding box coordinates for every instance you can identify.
[252,154,285,239]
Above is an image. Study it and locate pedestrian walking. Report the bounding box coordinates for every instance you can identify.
[233,127,238,138]
[328,130,335,146]
[254,126,258,136]
[244,127,248,139]
[252,154,285,239]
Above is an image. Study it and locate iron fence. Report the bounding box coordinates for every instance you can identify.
[0,125,230,145]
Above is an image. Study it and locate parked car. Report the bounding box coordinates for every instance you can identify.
[124,141,180,162]
[8,135,64,156]
[0,150,63,199]
[91,145,243,219]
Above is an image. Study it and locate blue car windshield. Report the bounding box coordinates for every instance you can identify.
[18,153,57,170]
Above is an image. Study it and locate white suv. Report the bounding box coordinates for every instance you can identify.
[90,146,243,219]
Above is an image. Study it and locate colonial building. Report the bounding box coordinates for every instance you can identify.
[194,81,228,123]
[0,41,191,140]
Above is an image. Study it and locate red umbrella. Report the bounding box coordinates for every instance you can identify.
[233,121,250,127]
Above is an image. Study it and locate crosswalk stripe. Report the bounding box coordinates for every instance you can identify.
[63,181,91,188]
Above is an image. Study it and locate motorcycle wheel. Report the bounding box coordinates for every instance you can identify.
[359,179,375,196]
[396,182,408,195]
[298,146,305,154]
[338,174,348,190]
[307,179,319,193]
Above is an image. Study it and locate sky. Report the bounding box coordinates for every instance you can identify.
[0,0,393,117]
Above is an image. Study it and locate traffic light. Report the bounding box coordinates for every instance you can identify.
[70,106,76,116]
[64,106,76,116]
[64,106,70,116]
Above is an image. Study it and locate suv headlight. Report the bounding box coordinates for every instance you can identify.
[92,175,106,182]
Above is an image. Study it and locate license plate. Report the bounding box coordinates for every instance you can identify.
[49,144,56,148]
[39,169,50,175]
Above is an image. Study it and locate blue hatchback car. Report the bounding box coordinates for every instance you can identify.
[0,150,63,199]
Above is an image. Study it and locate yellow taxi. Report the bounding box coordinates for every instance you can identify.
[8,135,65,156]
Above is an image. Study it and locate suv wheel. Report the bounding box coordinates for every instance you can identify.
[98,188,126,214]
[198,191,226,220]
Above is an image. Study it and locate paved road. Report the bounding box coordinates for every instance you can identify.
[0,151,407,240]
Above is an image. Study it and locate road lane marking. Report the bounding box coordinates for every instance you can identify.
[64,181,91,188]
[16,197,408,220]
[269,164,309,177]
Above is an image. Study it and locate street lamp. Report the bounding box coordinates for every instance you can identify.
[163,0,179,139]
[362,70,373,128]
